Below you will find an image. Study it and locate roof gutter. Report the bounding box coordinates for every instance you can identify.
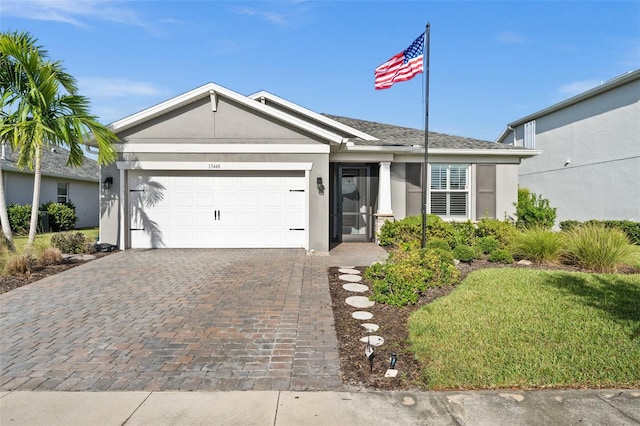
[343,144,541,157]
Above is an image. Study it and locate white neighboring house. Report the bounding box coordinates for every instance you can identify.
[497,69,640,225]
[0,144,100,229]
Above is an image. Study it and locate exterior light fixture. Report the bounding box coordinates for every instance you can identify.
[316,177,325,194]
[102,176,113,190]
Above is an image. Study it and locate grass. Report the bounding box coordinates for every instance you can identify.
[408,268,640,390]
[1,228,98,273]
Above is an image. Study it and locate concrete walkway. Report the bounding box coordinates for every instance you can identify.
[1,389,638,425]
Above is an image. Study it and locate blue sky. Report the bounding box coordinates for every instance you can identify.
[1,0,639,142]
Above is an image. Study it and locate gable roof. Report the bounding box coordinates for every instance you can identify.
[101,81,537,158]
[0,145,99,182]
[108,83,348,144]
[249,91,378,141]
[497,69,640,142]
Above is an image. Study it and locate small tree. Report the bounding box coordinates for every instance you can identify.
[514,187,556,229]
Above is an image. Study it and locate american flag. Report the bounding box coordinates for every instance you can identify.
[374,33,425,90]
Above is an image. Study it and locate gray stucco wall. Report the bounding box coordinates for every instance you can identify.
[515,78,640,223]
[100,93,331,251]
[4,171,99,228]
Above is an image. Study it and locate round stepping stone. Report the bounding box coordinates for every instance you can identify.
[345,296,375,308]
[339,268,361,275]
[352,311,373,320]
[359,335,385,346]
[340,265,355,269]
[339,274,362,283]
[361,323,379,332]
[342,283,369,293]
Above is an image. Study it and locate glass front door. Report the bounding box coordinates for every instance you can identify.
[340,166,371,241]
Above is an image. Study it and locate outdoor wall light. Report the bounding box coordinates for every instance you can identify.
[316,177,325,194]
[102,176,113,190]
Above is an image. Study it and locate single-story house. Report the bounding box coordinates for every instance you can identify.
[496,69,640,224]
[99,82,538,252]
[1,144,100,229]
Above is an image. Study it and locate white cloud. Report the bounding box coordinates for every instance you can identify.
[79,77,166,98]
[557,79,601,96]
[0,0,151,30]
[233,7,288,26]
[496,31,528,44]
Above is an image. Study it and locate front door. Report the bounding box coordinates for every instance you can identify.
[339,166,372,242]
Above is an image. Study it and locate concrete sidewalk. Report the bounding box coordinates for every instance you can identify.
[1,389,639,425]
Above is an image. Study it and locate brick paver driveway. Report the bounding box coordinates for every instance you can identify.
[0,249,358,392]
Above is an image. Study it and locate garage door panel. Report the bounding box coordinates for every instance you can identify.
[129,172,305,248]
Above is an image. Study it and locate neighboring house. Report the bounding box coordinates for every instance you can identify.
[0,144,100,229]
[99,82,538,252]
[497,69,640,225]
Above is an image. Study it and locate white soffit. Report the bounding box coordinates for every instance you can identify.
[108,82,346,144]
[249,90,379,142]
[114,143,330,154]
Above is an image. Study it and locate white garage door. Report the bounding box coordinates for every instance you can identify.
[128,171,306,248]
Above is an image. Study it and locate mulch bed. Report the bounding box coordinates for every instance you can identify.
[0,252,113,294]
[328,259,639,390]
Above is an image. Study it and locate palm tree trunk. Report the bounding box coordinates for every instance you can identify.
[0,164,16,252]
[25,146,43,255]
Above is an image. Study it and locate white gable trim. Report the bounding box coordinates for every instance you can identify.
[116,161,313,171]
[249,90,379,142]
[114,143,330,154]
[108,83,346,144]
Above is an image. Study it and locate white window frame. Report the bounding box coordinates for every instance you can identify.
[57,182,69,204]
[428,163,470,219]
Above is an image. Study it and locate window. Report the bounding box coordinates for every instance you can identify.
[57,183,69,203]
[430,164,469,218]
[524,120,536,149]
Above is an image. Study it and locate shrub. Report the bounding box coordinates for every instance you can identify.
[3,254,31,276]
[365,246,460,307]
[453,245,475,263]
[451,221,476,247]
[50,232,88,254]
[559,220,581,231]
[7,204,32,234]
[476,236,500,254]
[585,220,640,246]
[563,223,633,272]
[378,215,456,247]
[514,187,557,229]
[41,201,77,232]
[425,238,452,252]
[475,218,518,246]
[512,227,564,264]
[488,248,514,264]
[39,247,63,266]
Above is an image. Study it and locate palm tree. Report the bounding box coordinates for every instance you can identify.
[0,31,117,254]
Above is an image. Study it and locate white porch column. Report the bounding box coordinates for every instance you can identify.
[375,161,394,244]
[377,161,393,215]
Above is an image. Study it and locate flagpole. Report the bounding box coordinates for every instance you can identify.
[421,23,430,249]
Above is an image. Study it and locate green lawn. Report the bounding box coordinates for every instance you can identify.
[409,268,640,390]
[1,228,98,272]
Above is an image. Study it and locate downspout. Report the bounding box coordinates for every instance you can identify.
[508,126,516,145]
[1,142,5,160]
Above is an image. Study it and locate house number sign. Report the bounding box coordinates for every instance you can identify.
[208,163,221,169]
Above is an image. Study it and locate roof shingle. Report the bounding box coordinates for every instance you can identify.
[0,145,99,182]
